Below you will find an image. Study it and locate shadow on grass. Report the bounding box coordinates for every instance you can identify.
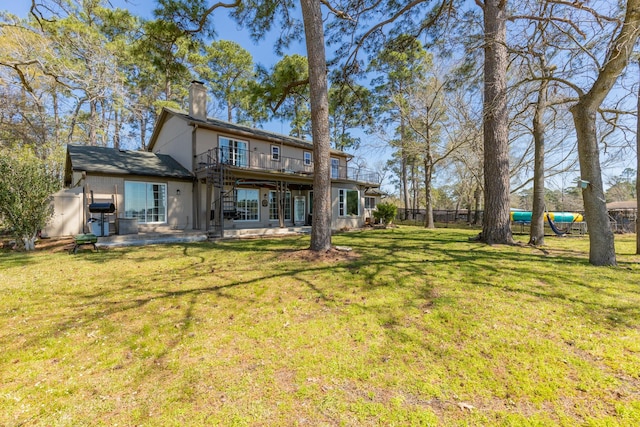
[6,227,640,376]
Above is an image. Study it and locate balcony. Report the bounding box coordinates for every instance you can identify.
[195,148,380,185]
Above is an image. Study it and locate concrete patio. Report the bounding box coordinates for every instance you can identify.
[95,226,312,248]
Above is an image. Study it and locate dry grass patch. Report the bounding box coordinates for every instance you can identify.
[278,246,361,263]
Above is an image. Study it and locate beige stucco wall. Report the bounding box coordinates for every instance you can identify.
[152,123,347,171]
[44,174,194,237]
[331,184,365,230]
[150,115,193,171]
[148,113,369,233]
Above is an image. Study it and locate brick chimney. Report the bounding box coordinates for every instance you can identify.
[189,81,207,121]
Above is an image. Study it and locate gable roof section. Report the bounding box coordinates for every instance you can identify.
[607,200,637,210]
[148,107,349,157]
[67,145,193,181]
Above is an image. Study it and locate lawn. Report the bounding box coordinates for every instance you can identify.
[1,227,639,426]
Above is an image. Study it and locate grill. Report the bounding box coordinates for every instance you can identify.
[88,201,115,237]
[88,202,115,214]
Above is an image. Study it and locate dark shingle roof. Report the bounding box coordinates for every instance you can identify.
[67,145,193,180]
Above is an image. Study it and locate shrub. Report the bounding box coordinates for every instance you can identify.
[373,202,397,227]
[0,149,61,250]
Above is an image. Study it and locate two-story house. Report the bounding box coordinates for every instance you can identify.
[46,81,381,239]
[50,82,380,236]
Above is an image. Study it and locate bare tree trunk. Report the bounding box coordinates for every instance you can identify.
[53,91,60,146]
[400,118,410,220]
[424,157,435,228]
[529,78,548,246]
[424,113,435,228]
[411,161,418,219]
[113,109,121,150]
[480,0,513,244]
[572,105,616,265]
[89,99,97,146]
[140,110,148,151]
[301,0,332,251]
[454,199,460,224]
[637,61,640,255]
[570,0,640,265]
[473,186,481,225]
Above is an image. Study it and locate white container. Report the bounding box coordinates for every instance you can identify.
[91,220,109,237]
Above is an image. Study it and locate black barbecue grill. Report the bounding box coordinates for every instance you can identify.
[88,196,115,236]
[88,202,115,214]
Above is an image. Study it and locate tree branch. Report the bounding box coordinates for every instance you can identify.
[508,14,585,37]
[188,0,242,34]
[269,78,310,113]
[546,0,620,25]
[320,0,354,21]
[342,0,431,70]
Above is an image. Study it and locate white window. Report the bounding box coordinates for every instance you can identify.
[235,189,259,221]
[269,191,291,220]
[124,181,167,223]
[271,145,280,161]
[365,197,376,209]
[220,137,248,167]
[331,158,340,179]
[339,189,359,216]
[304,151,312,166]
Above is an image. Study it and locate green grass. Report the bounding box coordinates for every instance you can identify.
[1,227,639,426]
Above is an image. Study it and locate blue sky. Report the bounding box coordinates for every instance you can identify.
[2,0,304,68]
[1,0,392,179]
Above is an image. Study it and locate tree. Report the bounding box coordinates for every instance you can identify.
[154,0,338,252]
[0,149,60,250]
[606,169,636,202]
[254,54,311,138]
[328,81,373,151]
[191,39,254,122]
[369,35,431,220]
[478,0,513,245]
[528,75,549,246]
[39,3,128,147]
[569,0,640,266]
[0,14,68,153]
[444,88,485,224]
[402,72,466,228]
[300,0,332,251]
[1,2,155,151]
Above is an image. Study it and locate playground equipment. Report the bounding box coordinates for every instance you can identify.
[510,211,583,223]
[510,210,585,235]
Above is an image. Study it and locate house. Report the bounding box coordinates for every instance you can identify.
[606,200,637,233]
[44,81,381,238]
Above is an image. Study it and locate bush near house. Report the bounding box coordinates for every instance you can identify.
[0,149,61,250]
[373,202,398,227]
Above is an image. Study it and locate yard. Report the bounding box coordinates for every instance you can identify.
[1,227,640,426]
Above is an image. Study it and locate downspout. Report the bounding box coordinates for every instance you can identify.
[192,124,200,230]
